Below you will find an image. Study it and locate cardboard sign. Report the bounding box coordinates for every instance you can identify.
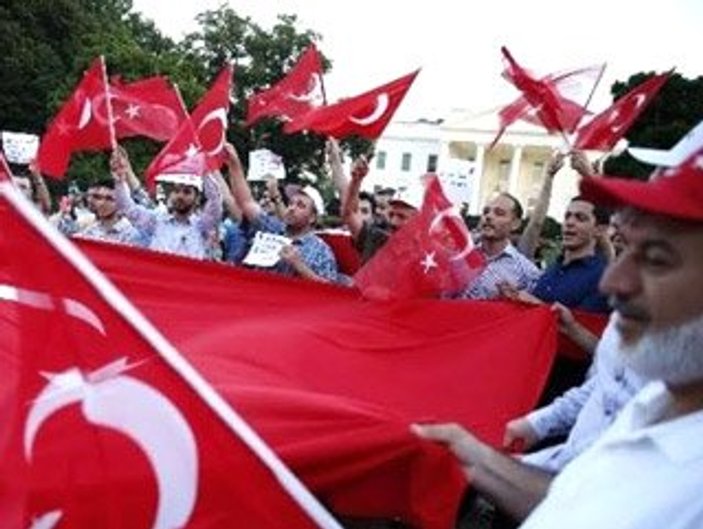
[242,231,292,267]
[247,149,286,181]
[2,131,39,164]
[438,159,476,205]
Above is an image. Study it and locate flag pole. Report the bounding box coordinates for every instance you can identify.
[100,55,117,150]
[570,62,608,143]
[313,42,328,106]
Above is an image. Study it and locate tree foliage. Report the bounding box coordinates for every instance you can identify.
[603,72,703,179]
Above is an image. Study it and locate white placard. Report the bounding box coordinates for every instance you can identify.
[242,231,292,267]
[2,131,39,164]
[437,159,476,205]
[247,149,286,181]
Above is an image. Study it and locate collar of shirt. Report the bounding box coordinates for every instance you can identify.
[479,242,520,262]
[607,381,703,464]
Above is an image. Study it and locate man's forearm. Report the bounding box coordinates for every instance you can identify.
[470,449,554,522]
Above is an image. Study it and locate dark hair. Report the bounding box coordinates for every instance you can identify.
[570,196,611,225]
[499,192,524,220]
[375,187,395,198]
[358,191,377,214]
[89,177,115,190]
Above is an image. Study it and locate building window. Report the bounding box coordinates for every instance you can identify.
[401,153,412,172]
[376,150,387,170]
[427,154,438,172]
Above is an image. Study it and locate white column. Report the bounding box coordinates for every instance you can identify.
[508,145,523,196]
[470,143,485,215]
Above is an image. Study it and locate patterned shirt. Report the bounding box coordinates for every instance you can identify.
[115,178,222,260]
[75,216,142,246]
[252,213,338,281]
[459,243,541,299]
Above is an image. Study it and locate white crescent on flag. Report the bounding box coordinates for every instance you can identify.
[25,361,199,529]
[197,107,228,156]
[349,93,390,126]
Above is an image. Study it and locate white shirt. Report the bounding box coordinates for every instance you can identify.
[520,381,703,529]
[523,317,646,471]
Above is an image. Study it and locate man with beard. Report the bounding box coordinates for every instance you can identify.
[413,148,703,528]
[225,143,338,282]
[77,178,141,246]
[111,148,222,259]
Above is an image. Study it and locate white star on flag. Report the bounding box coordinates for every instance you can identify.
[185,144,200,158]
[420,252,438,274]
[124,103,141,120]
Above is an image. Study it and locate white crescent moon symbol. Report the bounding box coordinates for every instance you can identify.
[28,510,63,529]
[197,108,228,156]
[633,93,647,109]
[428,206,474,261]
[78,99,92,130]
[349,93,390,126]
[25,367,198,529]
[0,284,105,334]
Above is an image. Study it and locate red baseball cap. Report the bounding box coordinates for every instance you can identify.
[580,147,703,222]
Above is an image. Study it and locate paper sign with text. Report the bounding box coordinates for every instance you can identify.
[438,159,476,205]
[2,131,39,164]
[242,231,292,267]
[248,149,286,181]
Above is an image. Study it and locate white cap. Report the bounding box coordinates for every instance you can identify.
[299,185,325,215]
[389,185,424,210]
[155,173,203,192]
[628,120,703,168]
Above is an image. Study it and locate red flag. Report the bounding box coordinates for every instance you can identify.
[110,76,187,142]
[573,71,671,151]
[354,175,485,300]
[145,65,233,187]
[0,182,340,529]
[492,48,606,149]
[145,118,207,188]
[246,44,324,126]
[0,151,13,181]
[191,64,233,170]
[285,69,419,139]
[36,57,114,178]
[76,237,558,529]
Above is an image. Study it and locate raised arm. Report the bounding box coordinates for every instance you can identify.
[211,169,242,222]
[28,159,52,215]
[517,152,564,259]
[327,138,348,199]
[111,148,156,234]
[341,156,369,239]
[224,143,261,223]
[196,173,223,235]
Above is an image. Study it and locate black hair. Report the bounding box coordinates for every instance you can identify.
[570,195,611,225]
[358,191,377,214]
[499,192,524,220]
[89,177,115,190]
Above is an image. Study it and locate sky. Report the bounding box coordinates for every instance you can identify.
[131,0,702,120]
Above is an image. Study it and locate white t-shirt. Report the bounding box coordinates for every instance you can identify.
[520,381,703,529]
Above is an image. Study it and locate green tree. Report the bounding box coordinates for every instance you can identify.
[603,72,703,179]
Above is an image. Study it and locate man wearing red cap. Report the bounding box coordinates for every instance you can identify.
[413,148,703,528]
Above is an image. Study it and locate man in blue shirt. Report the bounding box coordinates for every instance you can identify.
[224,143,338,283]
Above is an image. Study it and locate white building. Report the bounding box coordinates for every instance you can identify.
[363,109,596,221]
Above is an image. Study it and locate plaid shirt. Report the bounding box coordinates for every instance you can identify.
[458,243,541,299]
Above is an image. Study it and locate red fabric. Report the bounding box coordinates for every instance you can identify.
[0,152,12,181]
[285,70,419,140]
[581,145,703,222]
[557,310,610,360]
[574,71,670,150]
[247,44,323,126]
[317,229,362,275]
[355,176,485,301]
[145,66,233,186]
[0,186,333,529]
[110,76,187,142]
[36,57,113,178]
[191,64,233,171]
[75,239,558,529]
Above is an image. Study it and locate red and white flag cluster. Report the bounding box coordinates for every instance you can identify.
[493,47,671,152]
[246,45,418,140]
